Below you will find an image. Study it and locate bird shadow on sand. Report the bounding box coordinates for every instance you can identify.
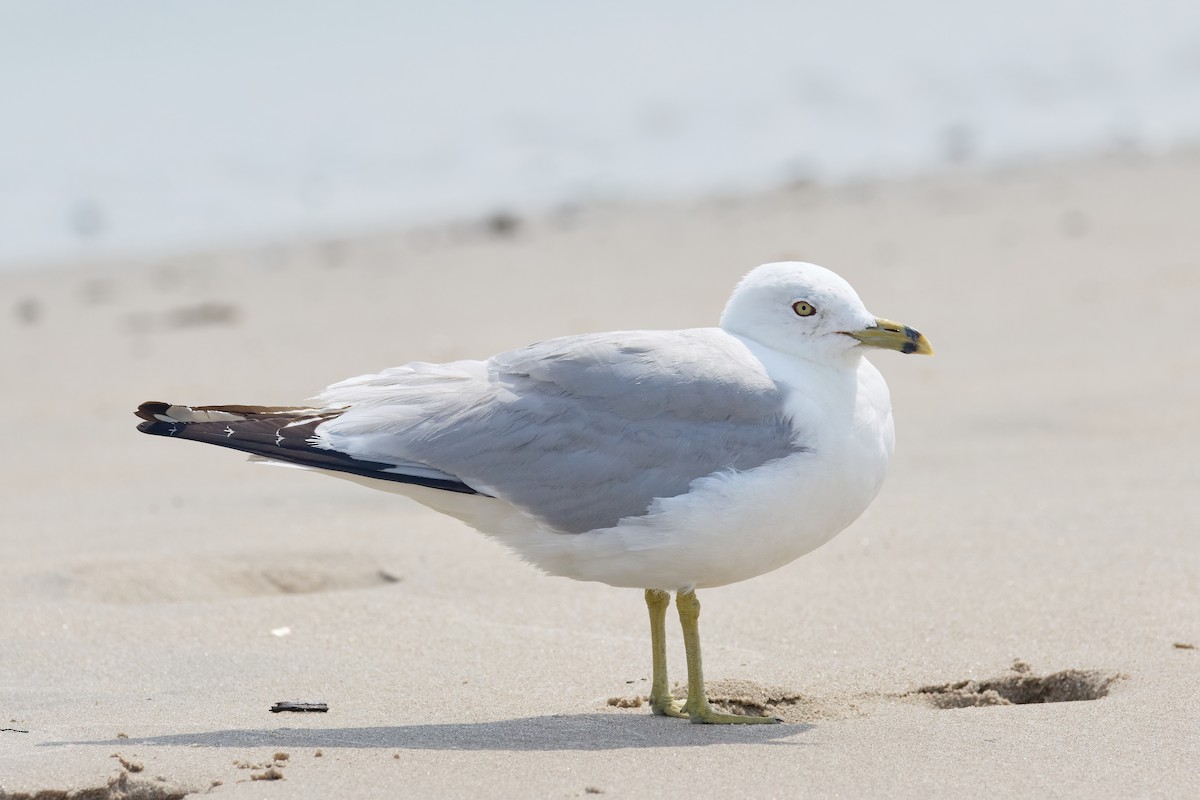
[53,714,811,752]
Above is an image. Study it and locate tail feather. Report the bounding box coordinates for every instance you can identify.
[134,401,479,495]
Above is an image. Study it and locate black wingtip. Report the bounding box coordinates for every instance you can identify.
[132,403,483,496]
[137,419,163,435]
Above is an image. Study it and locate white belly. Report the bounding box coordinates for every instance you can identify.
[535,419,893,589]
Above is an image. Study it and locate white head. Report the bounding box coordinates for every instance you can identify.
[720,262,932,362]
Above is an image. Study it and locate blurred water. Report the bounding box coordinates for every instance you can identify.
[2,0,1199,269]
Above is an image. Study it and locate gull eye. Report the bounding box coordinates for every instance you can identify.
[792,300,816,317]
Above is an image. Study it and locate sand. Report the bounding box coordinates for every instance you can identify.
[2,150,1199,798]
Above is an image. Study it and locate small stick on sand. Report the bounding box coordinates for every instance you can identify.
[270,701,329,713]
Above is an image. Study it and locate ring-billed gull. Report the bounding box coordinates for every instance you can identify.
[135,261,932,724]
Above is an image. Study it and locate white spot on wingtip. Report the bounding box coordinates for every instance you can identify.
[166,405,247,423]
[223,426,235,437]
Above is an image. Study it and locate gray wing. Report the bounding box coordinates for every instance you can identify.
[313,328,803,533]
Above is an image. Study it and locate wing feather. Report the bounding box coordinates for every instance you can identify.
[312,329,802,532]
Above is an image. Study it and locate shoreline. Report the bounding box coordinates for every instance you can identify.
[3,143,1189,279]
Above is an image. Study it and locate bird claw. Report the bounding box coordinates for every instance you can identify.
[649,696,689,719]
[651,695,778,724]
[686,705,781,725]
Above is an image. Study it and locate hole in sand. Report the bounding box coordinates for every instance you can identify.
[916,663,1123,709]
[693,679,807,720]
[607,679,856,723]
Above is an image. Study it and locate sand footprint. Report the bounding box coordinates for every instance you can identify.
[65,552,403,604]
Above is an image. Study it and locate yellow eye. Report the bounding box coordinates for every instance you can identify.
[792,300,816,317]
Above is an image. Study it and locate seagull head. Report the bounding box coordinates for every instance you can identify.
[719,262,933,362]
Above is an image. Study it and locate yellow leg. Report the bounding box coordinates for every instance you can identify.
[675,590,779,724]
[644,589,687,718]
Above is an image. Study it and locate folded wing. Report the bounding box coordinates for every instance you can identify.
[311,329,804,532]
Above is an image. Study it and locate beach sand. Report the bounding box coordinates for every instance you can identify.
[2,151,1198,798]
